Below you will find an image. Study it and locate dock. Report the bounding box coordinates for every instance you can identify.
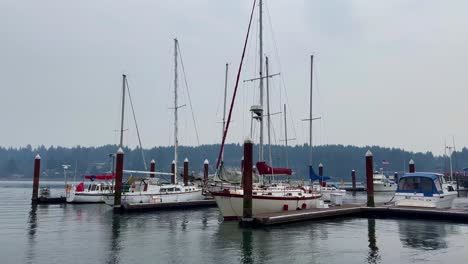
[34,196,66,204]
[119,199,217,212]
[252,203,468,226]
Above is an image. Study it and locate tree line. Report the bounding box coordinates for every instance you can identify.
[1,144,466,182]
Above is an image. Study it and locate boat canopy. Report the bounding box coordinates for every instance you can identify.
[309,166,331,182]
[84,173,115,181]
[256,162,292,176]
[396,173,443,196]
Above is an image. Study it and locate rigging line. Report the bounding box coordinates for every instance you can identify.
[125,78,148,171]
[216,0,258,170]
[265,1,298,141]
[176,42,201,146]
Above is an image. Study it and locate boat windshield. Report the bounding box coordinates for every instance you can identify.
[398,177,434,193]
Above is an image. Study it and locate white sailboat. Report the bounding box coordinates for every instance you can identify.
[104,39,203,207]
[66,174,115,203]
[211,0,323,220]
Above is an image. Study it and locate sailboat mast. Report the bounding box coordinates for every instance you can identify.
[266,56,272,167]
[309,55,313,166]
[174,38,179,184]
[119,74,126,148]
[221,63,229,163]
[283,104,289,168]
[259,0,264,162]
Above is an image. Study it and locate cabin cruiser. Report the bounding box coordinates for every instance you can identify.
[373,171,397,192]
[394,172,457,209]
[66,174,115,203]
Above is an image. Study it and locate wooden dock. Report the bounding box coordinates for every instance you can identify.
[252,203,468,226]
[119,199,217,212]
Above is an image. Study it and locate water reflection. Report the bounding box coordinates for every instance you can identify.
[241,229,253,264]
[398,220,452,250]
[107,214,121,264]
[367,218,381,264]
[26,203,38,264]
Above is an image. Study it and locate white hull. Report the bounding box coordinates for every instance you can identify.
[394,192,457,209]
[373,182,397,192]
[66,191,108,203]
[103,190,204,206]
[321,189,346,201]
[212,193,322,220]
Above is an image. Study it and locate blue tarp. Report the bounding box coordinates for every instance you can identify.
[309,166,331,182]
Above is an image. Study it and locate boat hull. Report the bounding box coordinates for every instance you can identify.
[66,191,108,203]
[212,192,322,220]
[103,190,204,206]
[394,192,457,209]
[373,183,397,192]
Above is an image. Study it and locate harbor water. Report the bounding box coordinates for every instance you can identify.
[1,181,468,264]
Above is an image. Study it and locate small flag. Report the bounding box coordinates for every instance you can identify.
[382,160,390,165]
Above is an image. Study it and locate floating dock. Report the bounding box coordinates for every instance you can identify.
[252,203,468,226]
[118,199,217,212]
[34,196,66,204]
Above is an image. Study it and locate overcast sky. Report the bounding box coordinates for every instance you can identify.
[1,0,468,155]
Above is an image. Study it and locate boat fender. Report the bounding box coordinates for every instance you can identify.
[282,204,288,211]
[301,203,307,209]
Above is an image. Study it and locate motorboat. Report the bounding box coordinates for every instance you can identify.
[373,171,397,192]
[394,172,457,209]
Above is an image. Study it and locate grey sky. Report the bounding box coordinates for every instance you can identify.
[1,0,467,155]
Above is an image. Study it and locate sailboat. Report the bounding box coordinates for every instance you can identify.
[103,39,203,207]
[211,0,323,220]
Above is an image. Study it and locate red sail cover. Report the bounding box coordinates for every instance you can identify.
[256,161,292,176]
[84,173,115,180]
[75,182,84,192]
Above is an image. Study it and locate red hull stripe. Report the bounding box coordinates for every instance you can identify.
[211,192,321,201]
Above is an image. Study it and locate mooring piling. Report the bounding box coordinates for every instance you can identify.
[183,158,189,186]
[409,159,415,173]
[203,159,209,186]
[351,169,356,194]
[114,148,124,209]
[150,159,155,178]
[366,150,375,207]
[171,160,175,184]
[241,138,253,225]
[318,163,324,185]
[31,154,41,203]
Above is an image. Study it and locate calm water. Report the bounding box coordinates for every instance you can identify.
[2,181,468,264]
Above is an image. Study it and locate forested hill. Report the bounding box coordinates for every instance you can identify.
[1,144,466,182]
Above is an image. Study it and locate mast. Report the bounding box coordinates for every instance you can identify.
[283,104,289,168]
[259,0,264,161]
[119,74,126,148]
[266,56,272,167]
[221,63,229,163]
[174,38,179,184]
[309,55,313,166]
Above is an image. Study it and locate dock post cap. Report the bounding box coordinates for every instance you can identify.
[319,163,323,167]
[184,158,189,162]
[352,169,355,172]
[241,156,244,160]
[409,159,414,164]
[117,147,124,154]
[172,160,175,164]
[151,159,155,164]
[35,154,41,160]
[365,150,373,157]
[244,137,253,144]
[204,159,209,164]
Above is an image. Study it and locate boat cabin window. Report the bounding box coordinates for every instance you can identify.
[175,188,181,192]
[398,177,434,192]
[433,178,443,192]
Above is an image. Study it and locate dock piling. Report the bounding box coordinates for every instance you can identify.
[409,159,415,173]
[203,159,209,187]
[366,150,375,207]
[183,158,189,186]
[241,138,253,225]
[351,170,356,195]
[318,163,324,185]
[394,172,398,185]
[150,159,155,178]
[171,160,175,184]
[31,154,41,203]
[114,148,124,209]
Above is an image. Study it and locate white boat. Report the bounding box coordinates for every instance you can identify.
[394,172,457,209]
[103,178,203,206]
[66,174,114,203]
[211,187,323,220]
[373,172,397,192]
[313,184,346,201]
